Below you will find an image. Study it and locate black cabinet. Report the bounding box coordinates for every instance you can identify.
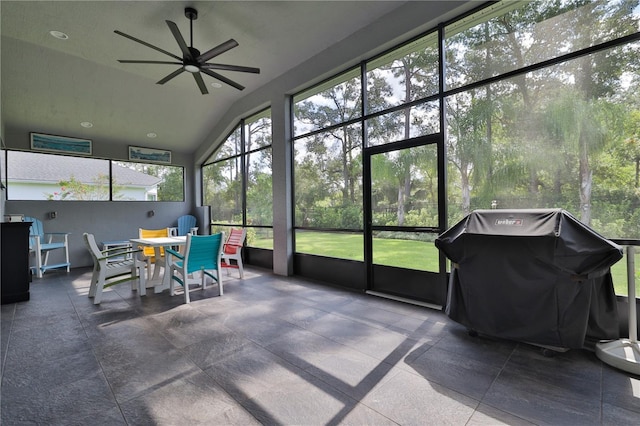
[1,222,31,304]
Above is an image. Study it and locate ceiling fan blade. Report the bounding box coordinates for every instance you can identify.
[157,68,185,85]
[201,68,245,91]
[118,60,183,65]
[114,30,182,61]
[165,20,192,60]
[197,39,239,63]
[193,72,209,95]
[201,63,260,74]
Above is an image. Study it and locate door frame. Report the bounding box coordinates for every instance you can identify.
[363,133,448,305]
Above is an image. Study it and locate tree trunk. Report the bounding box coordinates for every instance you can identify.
[461,165,471,216]
[579,131,592,224]
[395,60,413,226]
[397,185,405,226]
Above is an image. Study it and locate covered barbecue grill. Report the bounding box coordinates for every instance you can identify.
[435,208,623,349]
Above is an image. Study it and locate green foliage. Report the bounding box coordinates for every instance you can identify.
[297,205,362,229]
[157,167,184,201]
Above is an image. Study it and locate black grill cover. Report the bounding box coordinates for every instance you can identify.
[435,209,623,349]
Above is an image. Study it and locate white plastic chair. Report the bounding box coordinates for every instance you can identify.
[221,228,247,278]
[83,233,146,304]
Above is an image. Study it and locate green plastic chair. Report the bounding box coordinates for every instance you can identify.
[24,216,71,278]
[166,232,224,304]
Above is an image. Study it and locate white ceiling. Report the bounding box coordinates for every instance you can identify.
[1,1,475,156]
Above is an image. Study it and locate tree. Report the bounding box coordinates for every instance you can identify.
[157,167,184,201]
[444,0,640,228]
[294,75,369,229]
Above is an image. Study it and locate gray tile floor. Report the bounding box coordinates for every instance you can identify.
[1,267,639,425]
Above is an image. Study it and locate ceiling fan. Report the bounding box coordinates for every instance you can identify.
[114,7,260,95]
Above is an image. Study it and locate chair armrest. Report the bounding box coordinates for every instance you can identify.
[97,248,142,261]
[223,243,242,249]
[165,248,183,260]
[102,246,134,255]
[223,243,242,253]
[43,232,70,244]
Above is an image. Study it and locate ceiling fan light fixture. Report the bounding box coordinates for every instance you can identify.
[183,64,200,73]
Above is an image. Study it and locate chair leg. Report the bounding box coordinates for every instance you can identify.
[236,256,244,279]
[184,278,191,304]
[64,237,70,272]
[94,269,107,304]
[42,250,51,277]
[88,266,99,298]
[35,252,44,278]
[169,267,177,296]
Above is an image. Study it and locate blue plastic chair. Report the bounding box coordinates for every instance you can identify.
[175,214,198,236]
[166,232,224,304]
[24,216,71,278]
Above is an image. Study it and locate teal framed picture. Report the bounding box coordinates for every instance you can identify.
[30,133,92,155]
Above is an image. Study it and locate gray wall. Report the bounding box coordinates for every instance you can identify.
[3,126,198,269]
[6,200,192,268]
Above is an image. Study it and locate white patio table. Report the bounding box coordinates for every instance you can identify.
[129,236,187,293]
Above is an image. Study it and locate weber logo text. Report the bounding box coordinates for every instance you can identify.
[495,218,523,226]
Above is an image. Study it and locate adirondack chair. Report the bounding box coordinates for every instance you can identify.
[83,233,146,304]
[177,214,198,236]
[24,216,71,278]
[165,232,224,304]
[220,228,247,278]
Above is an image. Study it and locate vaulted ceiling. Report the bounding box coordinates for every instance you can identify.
[1,1,472,155]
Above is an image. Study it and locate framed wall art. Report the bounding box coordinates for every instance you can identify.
[30,133,92,155]
[128,145,172,164]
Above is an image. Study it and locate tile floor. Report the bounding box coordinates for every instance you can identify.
[1,267,639,425]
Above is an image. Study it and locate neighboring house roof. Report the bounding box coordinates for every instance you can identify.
[7,151,162,187]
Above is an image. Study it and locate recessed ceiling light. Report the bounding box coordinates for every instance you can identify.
[49,30,69,40]
[80,121,93,128]
[147,132,157,138]
[211,82,222,88]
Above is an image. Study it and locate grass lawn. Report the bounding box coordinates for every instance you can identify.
[255,231,639,296]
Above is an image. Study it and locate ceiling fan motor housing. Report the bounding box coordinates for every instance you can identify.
[185,7,198,20]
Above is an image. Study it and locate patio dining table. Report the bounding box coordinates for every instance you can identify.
[129,236,187,293]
